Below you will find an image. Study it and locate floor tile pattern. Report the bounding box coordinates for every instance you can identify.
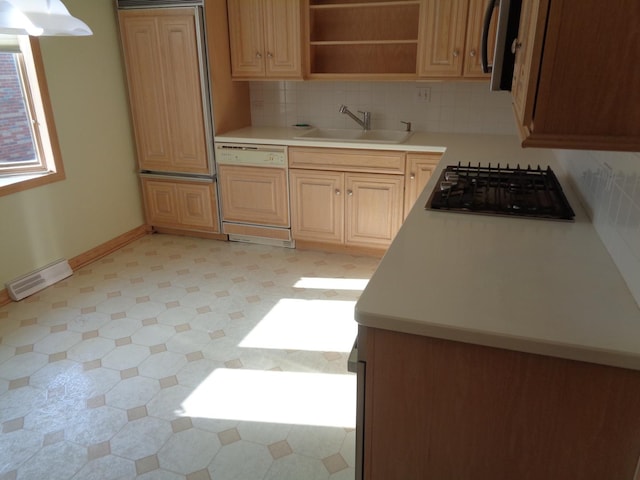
[0,235,378,479]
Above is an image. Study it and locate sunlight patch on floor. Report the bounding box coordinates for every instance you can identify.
[181,368,356,428]
[293,277,369,291]
[240,299,358,352]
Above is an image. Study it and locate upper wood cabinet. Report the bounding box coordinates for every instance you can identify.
[512,0,640,151]
[418,0,496,78]
[118,8,210,175]
[306,0,421,79]
[227,0,303,79]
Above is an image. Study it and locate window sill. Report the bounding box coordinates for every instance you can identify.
[0,170,65,197]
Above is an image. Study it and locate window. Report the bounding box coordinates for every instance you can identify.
[0,35,64,196]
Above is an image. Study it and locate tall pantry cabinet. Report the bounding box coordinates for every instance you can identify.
[117,3,222,236]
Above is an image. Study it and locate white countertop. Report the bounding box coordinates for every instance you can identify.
[216,126,640,371]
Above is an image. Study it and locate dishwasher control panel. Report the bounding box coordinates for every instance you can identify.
[215,143,288,167]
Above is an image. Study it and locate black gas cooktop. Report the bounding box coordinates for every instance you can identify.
[426,163,575,221]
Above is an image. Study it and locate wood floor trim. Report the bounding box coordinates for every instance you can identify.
[0,225,151,308]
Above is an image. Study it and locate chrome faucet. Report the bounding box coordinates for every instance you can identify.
[339,104,371,130]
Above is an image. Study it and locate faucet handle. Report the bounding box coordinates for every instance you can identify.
[400,120,412,132]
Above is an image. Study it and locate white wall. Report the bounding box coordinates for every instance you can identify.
[0,0,143,286]
[250,81,517,135]
[556,150,640,306]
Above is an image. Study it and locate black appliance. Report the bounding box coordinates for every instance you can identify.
[426,163,575,221]
[482,0,523,91]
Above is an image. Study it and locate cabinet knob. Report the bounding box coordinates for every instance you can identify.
[453,49,460,57]
[335,189,341,196]
[410,173,416,180]
[469,49,476,57]
[267,52,273,59]
[347,190,353,196]
[511,39,522,54]
[256,52,262,59]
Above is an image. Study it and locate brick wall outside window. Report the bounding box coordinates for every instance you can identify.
[0,53,36,164]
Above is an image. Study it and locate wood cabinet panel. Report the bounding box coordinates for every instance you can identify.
[289,147,405,174]
[119,8,210,175]
[119,14,172,172]
[227,0,266,76]
[418,0,468,77]
[362,327,640,480]
[218,165,290,227]
[404,152,441,219]
[290,169,344,243]
[264,0,302,77]
[463,0,496,77]
[141,177,219,233]
[228,0,302,79]
[346,174,404,248]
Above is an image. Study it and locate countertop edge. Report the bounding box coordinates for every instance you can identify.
[355,308,640,371]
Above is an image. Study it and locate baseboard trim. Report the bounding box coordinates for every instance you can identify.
[0,225,150,308]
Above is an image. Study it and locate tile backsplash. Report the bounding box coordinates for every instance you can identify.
[556,150,640,307]
[249,81,517,135]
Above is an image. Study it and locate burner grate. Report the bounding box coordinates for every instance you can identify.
[426,163,575,221]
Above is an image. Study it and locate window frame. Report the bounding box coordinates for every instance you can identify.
[0,37,64,197]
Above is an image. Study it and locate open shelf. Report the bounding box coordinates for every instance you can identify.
[307,1,420,76]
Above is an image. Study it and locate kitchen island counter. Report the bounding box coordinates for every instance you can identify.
[354,135,640,371]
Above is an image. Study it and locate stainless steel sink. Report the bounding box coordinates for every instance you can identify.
[294,128,413,144]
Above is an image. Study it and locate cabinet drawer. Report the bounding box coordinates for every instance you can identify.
[288,147,405,174]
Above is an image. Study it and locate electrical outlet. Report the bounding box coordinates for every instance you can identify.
[415,87,431,103]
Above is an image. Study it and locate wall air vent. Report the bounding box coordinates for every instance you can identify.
[5,259,73,301]
[116,0,203,8]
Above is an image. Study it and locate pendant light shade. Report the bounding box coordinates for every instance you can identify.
[0,0,92,36]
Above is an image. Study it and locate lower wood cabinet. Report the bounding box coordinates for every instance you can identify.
[289,169,404,249]
[141,176,220,233]
[404,152,441,219]
[360,327,640,480]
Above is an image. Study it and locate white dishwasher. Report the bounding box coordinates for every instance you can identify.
[216,143,293,247]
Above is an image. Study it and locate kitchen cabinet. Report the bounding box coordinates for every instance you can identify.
[141,177,220,233]
[118,8,210,175]
[306,0,421,78]
[227,0,302,79]
[418,0,496,78]
[289,147,405,251]
[511,0,640,151]
[358,326,640,479]
[403,152,441,219]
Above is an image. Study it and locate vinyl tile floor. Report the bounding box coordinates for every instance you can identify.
[0,234,379,480]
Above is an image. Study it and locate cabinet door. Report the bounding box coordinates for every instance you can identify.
[158,12,210,174]
[119,9,210,175]
[345,174,404,248]
[511,0,541,132]
[463,0,496,77]
[141,177,219,232]
[264,0,302,78]
[227,0,266,77]
[290,169,344,244]
[418,0,469,77]
[142,178,180,227]
[176,182,219,232]
[218,165,289,227]
[119,12,172,172]
[404,153,441,219]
